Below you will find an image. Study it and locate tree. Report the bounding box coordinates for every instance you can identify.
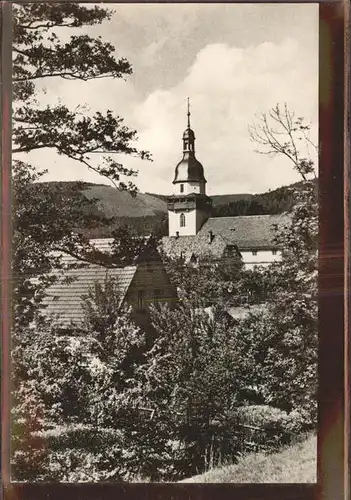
[132,302,243,480]
[12,4,153,329]
[13,3,152,187]
[237,103,318,423]
[248,103,317,182]
[211,183,301,218]
[163,252,243,308]
[212,198,266,217]
[11,4,152,480]
[12,276,146,481]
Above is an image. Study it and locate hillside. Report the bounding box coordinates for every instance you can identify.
[33,179,316,237]
[83,184,167,218]
[38,181,168,218]
[32,181,168,237]
[180,433,316,483]
[211,193,253,206]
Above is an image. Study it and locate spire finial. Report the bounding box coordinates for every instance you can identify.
[187,97,191,128]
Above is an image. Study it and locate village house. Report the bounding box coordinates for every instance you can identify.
[161,99,290,269]
[41,238,177,329]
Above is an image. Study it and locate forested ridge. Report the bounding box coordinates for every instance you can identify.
[29,178,317,238]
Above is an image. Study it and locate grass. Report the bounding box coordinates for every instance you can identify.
[180,433,316,483]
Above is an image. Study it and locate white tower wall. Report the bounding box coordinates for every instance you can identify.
[172,181,206,195]
[168,209,197,236]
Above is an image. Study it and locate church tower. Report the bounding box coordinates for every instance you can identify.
[167,99,212,236]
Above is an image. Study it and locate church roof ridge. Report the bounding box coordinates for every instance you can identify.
[197,214,291,249]
[208,213,290,220]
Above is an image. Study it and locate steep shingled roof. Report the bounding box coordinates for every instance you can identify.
[199,214,290,250]
[41,237,168,327]
[89,238,114,253]
[42,239,136,327]
[41,262,137,327]
[161,233,238,263]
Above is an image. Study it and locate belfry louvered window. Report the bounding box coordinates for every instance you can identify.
[180,213,186,227]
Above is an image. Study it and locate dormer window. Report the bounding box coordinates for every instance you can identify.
[272,250,277,256]
[180,184,184,193]
[252,250,257,256]
[180,213,186,227]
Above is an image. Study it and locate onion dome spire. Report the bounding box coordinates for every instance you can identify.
[182,97,195,153]
[187,96,191,128]
[173,98,206,184]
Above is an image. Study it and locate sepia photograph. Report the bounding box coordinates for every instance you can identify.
[9,2,320,483]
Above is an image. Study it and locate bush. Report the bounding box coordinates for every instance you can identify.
[11,292,147,482]
[36,425,126,481]
[229,405,312,453]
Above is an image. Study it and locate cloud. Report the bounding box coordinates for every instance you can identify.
[140,37,168,67]
[25,11,318,196]
[132,37,318,194]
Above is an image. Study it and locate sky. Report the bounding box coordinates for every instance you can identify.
[17,3,319,195]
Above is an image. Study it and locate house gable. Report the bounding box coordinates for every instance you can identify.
[127,250,178,311]
[41,238,177,329]
[41,263,137,328]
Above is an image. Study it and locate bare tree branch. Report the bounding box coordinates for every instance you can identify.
[248,103,317,182]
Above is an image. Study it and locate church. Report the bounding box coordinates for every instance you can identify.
[161,100,289,269]
[40,101,290,329]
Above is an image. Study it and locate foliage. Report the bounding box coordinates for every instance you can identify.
[163,253,243,308]
[233,405,311,451]
[212,182,303,217]
[130,302,244,479]
[163,248,271,311]
[12,3,153,330]
[213,198,265,217]
[11,386,49,481]
[39,425,126,482]
[81,274,124,340]
[109,225,161,266]
[11,277,146,481]
[234,104,318,423]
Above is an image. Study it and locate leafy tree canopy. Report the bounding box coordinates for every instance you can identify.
[12,4,154,327]
[13,2,151,188]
